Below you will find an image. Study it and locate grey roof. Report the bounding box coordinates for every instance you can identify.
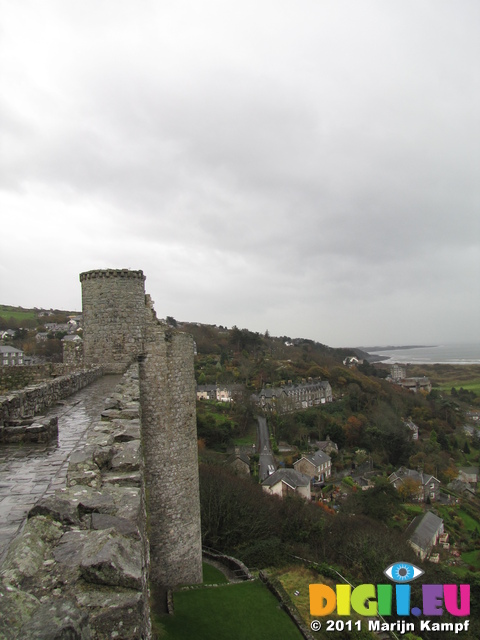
[310,450,331,465]
[262,468,310,489]
[458,467,478,475]
[296,450,331,467]
[389,467,439,487]
[0,345,23,353]
[226,452,250,466]
[62,334,82,342]
[406,511,443,550]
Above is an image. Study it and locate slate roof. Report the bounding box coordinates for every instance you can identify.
[389,467,439,487]
[0,345,23,354]
[295,450,331,467]
[262,468,310,490]
[406,511,443,551]
[62,334,82,342]
[226,452,251,466]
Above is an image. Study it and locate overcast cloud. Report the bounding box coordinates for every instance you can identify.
[1,0,479,347]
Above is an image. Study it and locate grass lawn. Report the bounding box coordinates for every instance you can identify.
[457,509,480,532]
[202,562,229,585]
[156,580,304,640]
[461,549,480,568]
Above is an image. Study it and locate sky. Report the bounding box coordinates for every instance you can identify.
[1,0,479,348]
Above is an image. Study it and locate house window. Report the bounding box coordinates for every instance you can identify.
[431,492,435,499]
[430,484,435,489]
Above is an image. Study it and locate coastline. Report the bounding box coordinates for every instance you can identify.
[362,343,480,366]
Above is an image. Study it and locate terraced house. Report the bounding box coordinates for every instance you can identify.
[257,380,332,414]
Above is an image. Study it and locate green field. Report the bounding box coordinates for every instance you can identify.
[0,305,37,323]
[155,580,303,640]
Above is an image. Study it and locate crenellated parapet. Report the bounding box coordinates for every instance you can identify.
[80,269,145,282]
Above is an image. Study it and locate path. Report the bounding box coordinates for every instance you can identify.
[0,374,121,562]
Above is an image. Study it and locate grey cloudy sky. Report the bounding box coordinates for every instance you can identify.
[1,0,479,347]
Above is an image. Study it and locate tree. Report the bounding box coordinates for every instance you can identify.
[397,477,422,502]
[344,415,365,447]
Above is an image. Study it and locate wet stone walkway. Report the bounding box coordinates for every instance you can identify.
[0,374,121,562]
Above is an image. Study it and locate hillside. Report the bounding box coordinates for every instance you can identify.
[177,320,357,390]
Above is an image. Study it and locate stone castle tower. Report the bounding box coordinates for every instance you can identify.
[79,268,202,587]
[80,269,147,374]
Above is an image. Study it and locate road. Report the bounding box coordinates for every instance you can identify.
[257,416,276,482]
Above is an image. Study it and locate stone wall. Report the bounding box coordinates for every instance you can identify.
[0,416,58,444]
[0,363,91,394]
[0,365,151,639]
[0,368,103,427]
[81,269,147,374]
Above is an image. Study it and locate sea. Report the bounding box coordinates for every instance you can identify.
[365,343,480,365]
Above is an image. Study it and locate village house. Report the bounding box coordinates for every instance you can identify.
[294,450,332,482]
[196,384,218,401]
[404,419,419,440]
[406,511,444,560]
[261,469,311,501]
[388,365,432,394]
[389,467,441,502]
[0,329,16,341]
[458,467,478,485]
[196,384,243,403]
[0,345,24,366]
[313,436,338,456]
[226,449,251,475]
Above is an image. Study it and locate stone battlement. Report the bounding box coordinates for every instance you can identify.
[80,269,145,282]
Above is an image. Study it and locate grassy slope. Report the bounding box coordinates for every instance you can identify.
[407,364,480,395]
[0,305,37,322]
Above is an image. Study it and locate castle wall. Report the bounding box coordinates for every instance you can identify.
[139,323,202,587]
[80,267,202,588]
[80,269,146,374]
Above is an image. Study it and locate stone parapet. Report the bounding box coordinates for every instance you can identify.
[80,269,145,282]
[0,363,84,394]
[0,368,103,427]
[0,365,152,639]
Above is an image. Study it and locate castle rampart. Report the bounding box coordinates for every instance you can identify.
[0,269,202,636]
[81,269,202,585]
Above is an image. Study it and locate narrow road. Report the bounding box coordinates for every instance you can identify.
[0,374,121,562]
[257,416,276,481]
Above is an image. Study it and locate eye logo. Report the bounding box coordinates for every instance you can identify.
[384,562,424,583]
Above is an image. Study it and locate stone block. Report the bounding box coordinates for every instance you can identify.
[18,598,91,640]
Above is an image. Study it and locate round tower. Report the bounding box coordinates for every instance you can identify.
[80,269,146,373]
